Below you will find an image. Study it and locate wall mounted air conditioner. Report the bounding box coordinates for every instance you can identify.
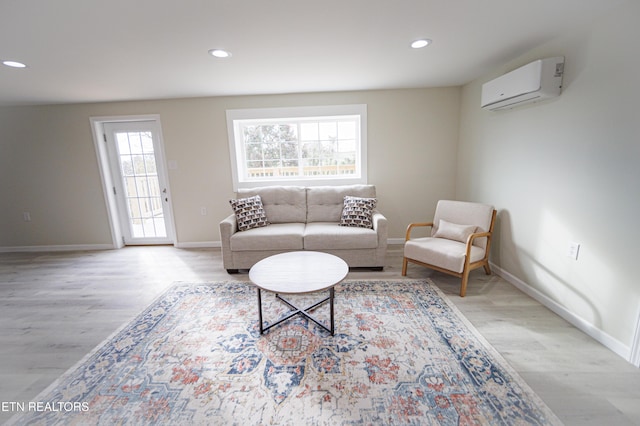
[481,57,565,111]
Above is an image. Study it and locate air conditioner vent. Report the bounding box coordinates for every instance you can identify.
[481,57,564,111]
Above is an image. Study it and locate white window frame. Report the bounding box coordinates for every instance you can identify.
[226,104,367,191]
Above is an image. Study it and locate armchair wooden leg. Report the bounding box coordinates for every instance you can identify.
[460,270,470,297]
[483,263,492,275]
[401,258,408,276]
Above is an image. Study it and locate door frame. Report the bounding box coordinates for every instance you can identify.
[90,114,176,248]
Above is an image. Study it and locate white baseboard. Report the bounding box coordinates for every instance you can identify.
[490,262,632,364]
[387,238,405,245]
[0,244,114,253]
[175,241,221,249]
[0,242,222,252]
[631,311,640,367]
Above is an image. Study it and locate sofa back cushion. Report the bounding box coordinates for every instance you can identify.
[307,185,377,223]
[237,186,307,223]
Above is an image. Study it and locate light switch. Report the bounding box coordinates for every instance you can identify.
[567,242,580,260]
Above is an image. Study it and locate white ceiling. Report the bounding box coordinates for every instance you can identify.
[0,0,624,106]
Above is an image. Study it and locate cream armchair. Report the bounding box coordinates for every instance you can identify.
[402,200,496,297]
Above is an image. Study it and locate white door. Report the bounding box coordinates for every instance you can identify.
[104,120,175,245]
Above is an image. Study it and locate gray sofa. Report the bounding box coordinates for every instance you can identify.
[220,184,387,273]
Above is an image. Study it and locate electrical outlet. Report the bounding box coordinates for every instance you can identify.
[200,207,207,216]
[567,242,580,260]
[23,211,31,222]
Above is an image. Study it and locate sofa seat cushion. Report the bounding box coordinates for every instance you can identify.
[230,223,305,251]
[404,237,486,273]
[303,222,378,250]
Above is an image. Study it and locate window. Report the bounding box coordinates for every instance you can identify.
[226,104,367,190]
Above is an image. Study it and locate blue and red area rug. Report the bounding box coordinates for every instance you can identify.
[9,280,560,425]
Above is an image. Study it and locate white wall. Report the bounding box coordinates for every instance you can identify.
[457,1,640,357]
[0,88,461,249]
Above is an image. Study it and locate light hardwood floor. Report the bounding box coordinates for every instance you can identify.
[1,246,639,425]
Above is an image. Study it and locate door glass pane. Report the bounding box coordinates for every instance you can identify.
[147,176,160,196]
[129,199,142,218]
[135,177,148,196]
[132,155,145,175]
[116,130,166,239]
[129,133,143,154]
[117,134,131,154]
[141,132,154,153]
[144,154,157,174]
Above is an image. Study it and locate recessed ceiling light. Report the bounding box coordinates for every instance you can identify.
[208,49,231,58]
[2,60,27,68]
[410,39,432,49]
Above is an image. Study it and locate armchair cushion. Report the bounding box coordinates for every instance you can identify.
[404,237,486,273]
[432,219,476,243]
[432,200,495,249]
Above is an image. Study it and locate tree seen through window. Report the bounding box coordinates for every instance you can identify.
[241,119,357,179]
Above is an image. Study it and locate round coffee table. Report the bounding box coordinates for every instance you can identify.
[249,251,348,335]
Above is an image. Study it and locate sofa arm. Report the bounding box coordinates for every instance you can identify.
[219,214,238,270]
[371,210,388,268]
[372,210,388,244]
[372,210,386,231]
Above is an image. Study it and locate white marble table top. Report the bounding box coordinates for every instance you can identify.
[249,251,348,294]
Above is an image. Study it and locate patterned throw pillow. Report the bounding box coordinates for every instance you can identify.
[340,196,377,229]
[229,195,270,231]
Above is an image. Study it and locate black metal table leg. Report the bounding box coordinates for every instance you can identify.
[329,286,334,335]
[257,287,264,334]
[257,287,335,335]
